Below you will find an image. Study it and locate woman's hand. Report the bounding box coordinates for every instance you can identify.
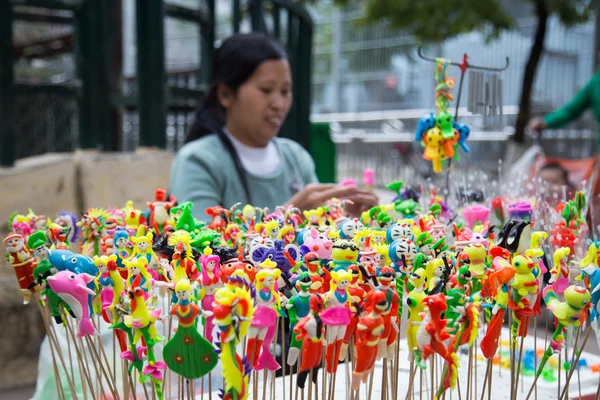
[286,183,379,217]
[527,117,547,133]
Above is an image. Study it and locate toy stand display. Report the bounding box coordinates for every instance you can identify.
[7,51,600,400]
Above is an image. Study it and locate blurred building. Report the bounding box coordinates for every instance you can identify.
[308,0,595,125]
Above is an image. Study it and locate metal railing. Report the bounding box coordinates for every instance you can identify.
[1,0,314,166]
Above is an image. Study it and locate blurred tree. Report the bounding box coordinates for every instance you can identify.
[333,0,594,143]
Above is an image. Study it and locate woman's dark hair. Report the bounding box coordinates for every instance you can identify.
[185,33,288,143]
[540,162,570,184]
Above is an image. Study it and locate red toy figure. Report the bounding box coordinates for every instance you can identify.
[47,223,70,250]
[147,189,176,235]
[294,294,326,389]
[4,233,35,304]
[219,259,257,285]
[304,252,324,294]
[377,266,400,359]
[340,265,367,360]
[351,290,387,390]
[206,208,226,232]
[415,293,460,391]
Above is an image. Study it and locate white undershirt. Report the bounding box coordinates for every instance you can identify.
[224,128,281,177]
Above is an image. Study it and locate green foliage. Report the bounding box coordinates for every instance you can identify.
[546,0,594,26]
[332,0,594,43]
[335,0,513,42]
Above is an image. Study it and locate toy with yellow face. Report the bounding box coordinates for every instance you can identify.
[545,285,590,329]
[353,229,370,250]
[463,244,487,280]
[330,240,359,272]
[510,254,537,298]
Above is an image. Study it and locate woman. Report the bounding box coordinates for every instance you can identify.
[169,33,377,222]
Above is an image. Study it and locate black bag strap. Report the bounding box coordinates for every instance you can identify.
[216,129,252,205]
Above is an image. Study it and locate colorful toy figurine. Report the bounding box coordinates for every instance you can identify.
[246,264,283,370]
[376,266,400,358]
[162,278,218,380]
[351,291,387,390]
[532,285,591,381]
[168,230,198,284]
[4,233,35,304]
[406,268,427,361]
[415,293,460,392]
[199,247,221,342]
[294,293,326,389]
[386,222,414,243]
[147,189,176,234]
[550,247,571,295]
[130,231,160,271]
[322,270,352,373]
[28,231,73,323]
[286,272,313,366]
[47,270,98,337]
[94,254,117,319]
[338,218,363,240]
[339,265,367,360]
[328,240,359,272]
[213,271,255,400]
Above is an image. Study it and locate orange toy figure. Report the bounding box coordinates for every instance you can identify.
[377,266,400,359]
[351,291,387,390]
[294,293,326,389]
[147,189,176,235]
[302,252,324,294]
[339,265,367,360]
[4,233,35,304]
[415,293,460,391]
[219,259,257,285]
[422,127,459,173]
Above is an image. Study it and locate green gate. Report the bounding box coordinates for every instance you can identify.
[0,0,313,166]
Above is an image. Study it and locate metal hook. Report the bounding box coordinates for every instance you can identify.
[417,46,510,72]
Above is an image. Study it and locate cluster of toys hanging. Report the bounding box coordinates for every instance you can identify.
[5,179,600,400]
[416,58,471,173]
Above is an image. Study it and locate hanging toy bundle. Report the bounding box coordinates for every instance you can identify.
[415,59,471,173]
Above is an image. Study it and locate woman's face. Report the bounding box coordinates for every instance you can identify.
[221,59,293,147]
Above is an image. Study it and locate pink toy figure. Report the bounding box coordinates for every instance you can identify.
[246,265,283,371]
[200,247,222,342]
[301,228,333,260]
[47,270,98,337]
[453,223,490,252]
[550,247,571,296]
[94,256,115,314]
[323,270,352,374]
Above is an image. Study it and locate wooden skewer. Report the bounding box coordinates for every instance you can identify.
[49,314,86,399]
[558,325,592,400]
[466,346,473,400]
[281,317,287,400]
[86,335,121,399]
[405,361,417,400]
[262,369,268,400]
[534,316,537,400]
[479,359,492,400]
[512,334,525,400]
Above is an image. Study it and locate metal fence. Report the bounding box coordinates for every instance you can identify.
[308,0,595,116]
[3,0,313,166]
